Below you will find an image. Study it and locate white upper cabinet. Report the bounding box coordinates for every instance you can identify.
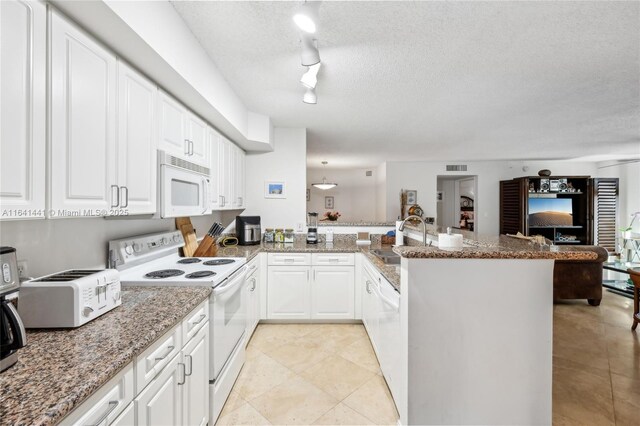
[233,146,246,209]
[158,90,187,158]
[0,0,46,220]
[117,60,157,215]
[210,134,245,211]
[49,8,117,215]
[186,112,209,167]
[158,90,210,167]
[208,127,221,210]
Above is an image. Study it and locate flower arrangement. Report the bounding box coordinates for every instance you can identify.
[322,211,341,221]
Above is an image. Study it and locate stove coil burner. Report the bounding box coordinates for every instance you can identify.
[203,259,236,266]
[185,271,217,279]
[177,258,202,264]
[144,269,185,279]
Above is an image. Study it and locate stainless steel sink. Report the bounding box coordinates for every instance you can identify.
[371,249,401,265]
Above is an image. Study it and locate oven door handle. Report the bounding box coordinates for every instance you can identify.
[214,266,248,296]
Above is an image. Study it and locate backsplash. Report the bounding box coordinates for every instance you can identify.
[0,214,226,278]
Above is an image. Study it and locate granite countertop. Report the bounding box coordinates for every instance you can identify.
[0,286,211,426]
[317,222,395,227]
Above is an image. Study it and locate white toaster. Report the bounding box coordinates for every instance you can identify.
[19,269,121,328]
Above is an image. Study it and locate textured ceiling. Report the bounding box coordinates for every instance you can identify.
[171,1,640,169]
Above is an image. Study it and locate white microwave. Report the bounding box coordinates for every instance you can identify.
[158,150,211,218]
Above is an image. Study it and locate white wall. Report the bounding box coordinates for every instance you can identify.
[385,160,599,235]
[597,160,640,232]
[244,128,307,230]
[306,168,378,223]
[376,163,387,222]
[0,214,223,278]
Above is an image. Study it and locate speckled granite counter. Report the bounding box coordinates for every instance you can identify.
[0,286,211,426]
[318,222,395,227]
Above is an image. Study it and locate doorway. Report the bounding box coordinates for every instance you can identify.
[436,175,478,232]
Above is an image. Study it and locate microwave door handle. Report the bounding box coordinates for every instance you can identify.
[2,301,26,349]
[202,178,209,214]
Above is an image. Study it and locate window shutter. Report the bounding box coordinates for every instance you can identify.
[592,178,619,253]
[500,179,525,235]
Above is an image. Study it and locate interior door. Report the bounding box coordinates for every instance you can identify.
[0,0,46,219]
[117,60,157,215]
[50,9,117,214]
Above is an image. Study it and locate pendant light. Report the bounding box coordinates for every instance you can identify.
[312,161,338,190]
[303,88,317,104]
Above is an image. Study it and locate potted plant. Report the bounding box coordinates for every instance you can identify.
[322,211,341,221]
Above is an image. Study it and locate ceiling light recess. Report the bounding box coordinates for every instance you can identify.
[293,2,317,33]
[312,161,337,190]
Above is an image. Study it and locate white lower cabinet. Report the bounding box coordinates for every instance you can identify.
[267,254,355,320]
[374,276,402,402]
[135,351,183,426]
[267,265,311,319]
[311,266,355,319]
[64,301,210,426]
[181,325,209,426]
[362,263,381,354]
[110,402,135,426]
[246,258,261,342]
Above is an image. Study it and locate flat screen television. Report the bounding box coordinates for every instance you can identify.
[528,198,573,227]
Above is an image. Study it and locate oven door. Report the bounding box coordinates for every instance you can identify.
[160,164,209,218]
[210,266,248,381]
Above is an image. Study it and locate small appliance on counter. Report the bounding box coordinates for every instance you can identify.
[307,212,319,244]
[236,216,261,245]
[19,269,121,328]
[1,247,27,372]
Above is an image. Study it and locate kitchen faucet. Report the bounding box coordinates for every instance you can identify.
[398,215,429,246]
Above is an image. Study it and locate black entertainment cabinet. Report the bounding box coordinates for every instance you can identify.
[500,176,619,250]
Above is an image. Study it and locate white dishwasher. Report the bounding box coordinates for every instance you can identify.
[374,276,402,403]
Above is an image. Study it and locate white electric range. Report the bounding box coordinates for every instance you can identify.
[108,230,247,424]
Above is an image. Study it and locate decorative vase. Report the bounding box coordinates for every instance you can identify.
[538,169,551,177]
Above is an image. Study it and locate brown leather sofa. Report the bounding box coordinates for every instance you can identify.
[553,246,609,306]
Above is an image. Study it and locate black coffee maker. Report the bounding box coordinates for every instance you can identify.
[1,247,27,372]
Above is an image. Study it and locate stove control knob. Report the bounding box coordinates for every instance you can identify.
[124,244,133,255]
[133,243,142,253]
[173,235,181,243]
[82,306,94,317]
[161,237,168,246]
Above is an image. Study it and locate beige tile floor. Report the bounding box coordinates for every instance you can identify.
[217,291,638,426]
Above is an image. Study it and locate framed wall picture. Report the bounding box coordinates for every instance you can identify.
[406,190,417,205]
[265,181,286,199]
[325,196,334,209]
[306,189,310,202]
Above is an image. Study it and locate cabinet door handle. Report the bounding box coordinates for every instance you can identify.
[89,400,119,426]
[307,270,310,281]
[110,185,120,208]
[366,280,371,294]
[154,345,175,361]
[190,314,206,327]
[189,140,194,156]
[185,355,193,376]
[184,139,190,155]
[178,362,186,385]
[120,186,129,208]
[239,196,243,205]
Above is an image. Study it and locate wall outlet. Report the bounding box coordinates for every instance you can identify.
[296,223,304,232]
[17,260,29,280]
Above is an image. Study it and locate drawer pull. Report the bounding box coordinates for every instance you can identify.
[283,258,295,263]
[327,258,340,262]
[154,345,175,361]
[190,314,206,327]
[89,400,119,426]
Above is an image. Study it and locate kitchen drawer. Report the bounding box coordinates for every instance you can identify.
[363,258,381,283]
[135,323,182,394]
[312,253,355,266]
[182,299,209,344]
[61,362,134,426]
[267,253,311,265]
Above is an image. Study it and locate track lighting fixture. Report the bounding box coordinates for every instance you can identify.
[300,34,320,66]
[303,88,317,104]
[300,63,321,89]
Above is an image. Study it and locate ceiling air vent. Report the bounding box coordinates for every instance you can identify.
[446,164,468,172]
